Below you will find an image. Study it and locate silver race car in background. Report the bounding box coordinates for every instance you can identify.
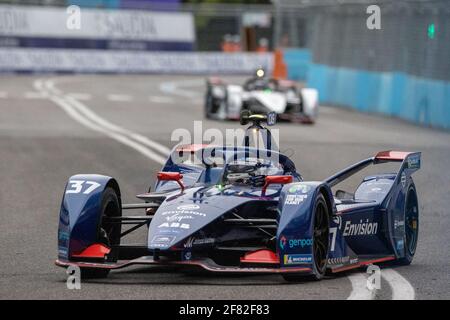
[205,68,319,123]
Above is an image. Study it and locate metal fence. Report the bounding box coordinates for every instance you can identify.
[301,0,450,81]
[191,0,450,82]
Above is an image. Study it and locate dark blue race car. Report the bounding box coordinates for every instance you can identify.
[56,112,421,281]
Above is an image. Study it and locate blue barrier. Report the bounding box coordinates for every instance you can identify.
[306,63,450,129]
[285,49,450,129]
[283,49,311,81]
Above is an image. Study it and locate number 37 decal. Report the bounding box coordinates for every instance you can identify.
[66,180,101,195]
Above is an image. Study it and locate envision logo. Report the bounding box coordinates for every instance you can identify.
[343,220,378,236]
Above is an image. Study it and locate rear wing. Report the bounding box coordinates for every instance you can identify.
[325,150,421,187]
[207,77,226,86]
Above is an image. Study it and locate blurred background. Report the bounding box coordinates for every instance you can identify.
[0,0,449,129]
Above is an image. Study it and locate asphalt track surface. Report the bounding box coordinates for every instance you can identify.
[0,74,449,300]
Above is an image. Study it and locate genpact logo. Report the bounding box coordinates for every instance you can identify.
[280,236,313,249]
[288,238,313,249]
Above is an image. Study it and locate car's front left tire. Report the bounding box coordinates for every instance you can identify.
[283,193,330,282]
[80,187,121,279]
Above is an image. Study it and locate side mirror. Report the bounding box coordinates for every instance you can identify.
[262,175,293,195]
[157,172,184,191]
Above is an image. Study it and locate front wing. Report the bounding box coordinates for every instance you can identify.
[56,257,312,274]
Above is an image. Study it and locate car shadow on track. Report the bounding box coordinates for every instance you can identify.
[58,265,347,286]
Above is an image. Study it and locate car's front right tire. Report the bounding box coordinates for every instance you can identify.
[394,182,419,266]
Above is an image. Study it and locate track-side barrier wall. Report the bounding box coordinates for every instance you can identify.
[0,4,273,74]
[283,49,450,130]
[0,48,273,74]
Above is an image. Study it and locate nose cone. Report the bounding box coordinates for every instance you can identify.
[148,187,263,250]
[147,202,221,250]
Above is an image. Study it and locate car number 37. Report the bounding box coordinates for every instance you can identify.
[66,180,101,195]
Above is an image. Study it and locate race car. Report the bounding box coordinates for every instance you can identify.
[56,112,420,281]
[205,68,319,123]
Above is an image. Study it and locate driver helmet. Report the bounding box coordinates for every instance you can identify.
[226,158,283,185]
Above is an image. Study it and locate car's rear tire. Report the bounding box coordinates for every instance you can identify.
[394,182,419,266]
[283,193,330,282]
[80,187,121,279]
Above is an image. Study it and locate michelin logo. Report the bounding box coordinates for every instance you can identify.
[284,254,312,265]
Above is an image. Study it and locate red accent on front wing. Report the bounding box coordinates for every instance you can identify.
[375,150,411,161]
[240,249,280,264]
[71,243,111,259]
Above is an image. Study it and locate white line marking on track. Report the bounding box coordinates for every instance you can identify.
[149,96,174,104]
[107,94,133,102]
[381,269,415,300]
[347,273,376,300]
[34,78,170,165]
[67,93,92,101]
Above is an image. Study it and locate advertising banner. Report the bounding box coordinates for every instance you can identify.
[0,48,273,74]
[0,5,195,51]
